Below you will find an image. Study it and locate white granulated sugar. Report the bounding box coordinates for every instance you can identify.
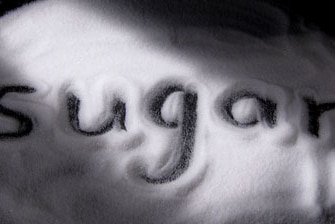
[0,0,335,223]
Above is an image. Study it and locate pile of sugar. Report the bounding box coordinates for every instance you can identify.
[0,0,334,223]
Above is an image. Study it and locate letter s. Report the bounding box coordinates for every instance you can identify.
[0,86,36,139]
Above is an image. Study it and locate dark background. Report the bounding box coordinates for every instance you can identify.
[0,0,35,15]
[0,0,334,38]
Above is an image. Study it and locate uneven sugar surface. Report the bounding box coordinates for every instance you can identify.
[0,0,335,223]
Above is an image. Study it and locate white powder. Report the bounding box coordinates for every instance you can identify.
[0,0,334,223]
